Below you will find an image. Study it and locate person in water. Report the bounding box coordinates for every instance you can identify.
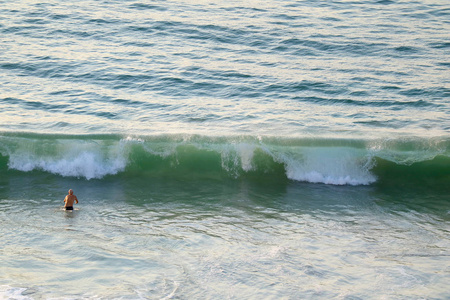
[64,189,79,210]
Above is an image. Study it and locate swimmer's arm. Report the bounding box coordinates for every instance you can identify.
[75,196,79,204]
[63,195,68,203]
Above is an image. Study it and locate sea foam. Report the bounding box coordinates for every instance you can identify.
[269,146,376,185]
[0,285,32,300]
[5,138,131,180]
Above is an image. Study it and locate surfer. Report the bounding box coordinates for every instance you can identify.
[64,189,79,211]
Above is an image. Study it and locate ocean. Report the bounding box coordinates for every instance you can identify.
[0,0,449,299]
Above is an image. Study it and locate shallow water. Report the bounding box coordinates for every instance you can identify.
[1,172,449,299]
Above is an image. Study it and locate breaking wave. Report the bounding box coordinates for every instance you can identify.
[0,133,449,187]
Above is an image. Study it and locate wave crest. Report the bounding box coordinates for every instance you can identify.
[1,133,449,186]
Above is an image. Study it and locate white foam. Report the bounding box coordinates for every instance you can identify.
[236,143,256,172]
[218,143,376,185]
[272,146,376,185]
[7,140,130,180]
[218,143,256,176]
[0,285,33,300]
[122,136,144,143]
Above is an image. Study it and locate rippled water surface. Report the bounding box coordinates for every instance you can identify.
[1,0,449,137]
[1,177,449,299]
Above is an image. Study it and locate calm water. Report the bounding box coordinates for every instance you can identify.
[0,0,449,299]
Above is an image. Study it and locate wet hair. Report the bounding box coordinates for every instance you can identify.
[69,189,73,195]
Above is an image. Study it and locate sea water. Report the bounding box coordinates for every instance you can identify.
[0,0,449,299]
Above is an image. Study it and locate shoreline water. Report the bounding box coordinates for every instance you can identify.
[1,176,449,299]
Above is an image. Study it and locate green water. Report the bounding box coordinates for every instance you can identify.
[1,168,449,299]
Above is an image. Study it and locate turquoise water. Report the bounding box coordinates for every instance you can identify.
[1,0,449,299]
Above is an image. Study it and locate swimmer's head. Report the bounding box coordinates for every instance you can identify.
[69,189,73,195]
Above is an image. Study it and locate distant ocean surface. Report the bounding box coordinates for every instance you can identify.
[1,1,449,299]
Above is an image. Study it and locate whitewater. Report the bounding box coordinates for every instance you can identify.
[1,0,449,299]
